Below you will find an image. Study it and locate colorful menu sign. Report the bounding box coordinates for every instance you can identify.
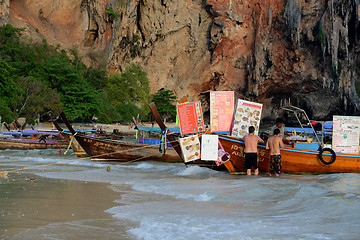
[231,99,262,138]
[332,116,360,154]
[210,91,235,132]
[179,135,201,162]
[177,101,204,135]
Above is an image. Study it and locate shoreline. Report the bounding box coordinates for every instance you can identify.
[0,170,133,239]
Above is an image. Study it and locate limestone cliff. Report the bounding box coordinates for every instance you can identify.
[2,0,360,121]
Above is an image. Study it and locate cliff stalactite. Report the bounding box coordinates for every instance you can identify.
[1,0,360,120]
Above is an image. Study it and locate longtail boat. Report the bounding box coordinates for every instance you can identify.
[0,129,64,150]
[51,120,88,157]
[57,111,182,162]
[220,105,360,174]
[220,136,360,174]
[0,138,61,150]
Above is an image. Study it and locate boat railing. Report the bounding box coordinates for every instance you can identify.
[281,105,323,147]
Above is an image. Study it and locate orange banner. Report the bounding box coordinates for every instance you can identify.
[177,101,204,135]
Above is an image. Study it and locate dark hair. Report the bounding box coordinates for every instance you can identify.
[273,128,280,135]
[276,118,284,124]
[249,126,255,133]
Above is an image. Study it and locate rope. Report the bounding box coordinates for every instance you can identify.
[0,159,84,175]
[0,139,163,176]
[89,144,160,159]
[0,122,4,137]
[159,128,169,155]
[64,132,77,155]
[59,130,65,154]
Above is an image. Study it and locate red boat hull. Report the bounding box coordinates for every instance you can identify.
[218,135,360,174]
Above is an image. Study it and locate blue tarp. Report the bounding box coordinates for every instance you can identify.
[285,127,315,133]
[136,126,181,133]
[323,121,333,129]
[286,123,333,134]
[295,142,321,151]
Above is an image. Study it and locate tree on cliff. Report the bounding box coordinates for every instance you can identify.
[0,24,154,124]
[0,59,17,123]
[150,89,177,122]
[0,24,105,123]
[12,76,60,127]
[99,63,150,123]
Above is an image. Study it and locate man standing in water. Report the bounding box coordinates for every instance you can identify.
[243,126,264,175]
[266,128,284,177]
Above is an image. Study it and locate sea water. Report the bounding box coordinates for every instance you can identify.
[1,149,360,240]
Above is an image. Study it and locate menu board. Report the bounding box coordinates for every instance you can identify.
[210,91,234,132]
[231,99,262,138]
[201,134,218,161]
[332,116,360,154]
[179,135,201,162]
[177,102,204,135]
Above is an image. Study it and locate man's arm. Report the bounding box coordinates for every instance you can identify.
[258,136,264,144]
[279,138,284,148]
[266,138,270,149]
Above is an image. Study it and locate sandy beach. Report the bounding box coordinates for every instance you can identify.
[0,170,135,239]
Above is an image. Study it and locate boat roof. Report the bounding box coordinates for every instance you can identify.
[285,127,332,134]
[0,129,96,136]
[136,126,181,133]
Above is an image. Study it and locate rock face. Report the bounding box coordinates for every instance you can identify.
[2,0,360,121]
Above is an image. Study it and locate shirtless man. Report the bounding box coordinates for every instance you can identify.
[266,128,285,177]
[243,126,264,175]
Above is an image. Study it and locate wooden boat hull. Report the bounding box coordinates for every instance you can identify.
[259,147,360,174]
[60,132,87,157]
[218,135,247,173]
[57,111,187,163]
[69,138,87,157]
[0,139,60,150]
[74,135,182,162]
[218,135,360,174]
[74,135,225,169]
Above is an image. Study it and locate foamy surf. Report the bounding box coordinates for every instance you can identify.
[1,150,360,240]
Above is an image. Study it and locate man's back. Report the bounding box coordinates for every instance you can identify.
[266,135,284,155]
[244,134,263,153]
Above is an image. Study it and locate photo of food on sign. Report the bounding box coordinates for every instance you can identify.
[179,135,201,162]
[231,99,263,138]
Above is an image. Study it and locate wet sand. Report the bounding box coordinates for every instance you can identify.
[0,171,134,239]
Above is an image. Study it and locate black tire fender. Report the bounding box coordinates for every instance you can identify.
[319,148,336,165]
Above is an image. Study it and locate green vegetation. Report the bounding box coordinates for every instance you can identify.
[318,25,326,48]
[150,89,177,121]
[130,33,141,59]
[100,63,150,123]
[0,24,152,125]
[355,80,360,98]
[330,61,342,79]
[106,7,121,22]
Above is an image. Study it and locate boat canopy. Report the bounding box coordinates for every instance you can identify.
[1,129,96,136]
[136,126,181,133]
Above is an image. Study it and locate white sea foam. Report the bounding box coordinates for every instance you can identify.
[127,180,216,202]
[132,162,154,169]
[176,165,223,178]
